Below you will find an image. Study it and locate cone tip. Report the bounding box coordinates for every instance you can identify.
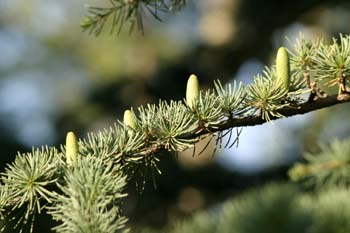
[188,74,198,81]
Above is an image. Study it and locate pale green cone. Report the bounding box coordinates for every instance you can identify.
[276,47,290,91]
[66,131,78,167]
[288,164,307,182]
[123,109,137,130]
[80,17,93,29]
[186,74,200,110]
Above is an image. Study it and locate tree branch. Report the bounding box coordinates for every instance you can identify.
[139,94,349,157]
[217,94,348,129]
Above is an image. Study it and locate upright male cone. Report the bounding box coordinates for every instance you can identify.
[186,74,199,110]
[123,109,136,130]
[276,47,290,91]
[66,131,78,167]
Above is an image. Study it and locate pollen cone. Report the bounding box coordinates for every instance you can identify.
[66,131,78,167]
[276,47,290,91]
[186,74,200,110]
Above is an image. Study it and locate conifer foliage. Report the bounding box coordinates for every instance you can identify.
[81,0,187,34]
[0,3,350,232]
[142,138,350,233]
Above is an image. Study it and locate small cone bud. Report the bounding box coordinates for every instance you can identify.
[288,164,307,182]
[66,132,78,167]
[123,110,136,130]
[80,17,93,29]
[186,74,199,110]
[276,47,290,91]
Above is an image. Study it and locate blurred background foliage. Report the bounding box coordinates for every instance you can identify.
[0,0,350,232]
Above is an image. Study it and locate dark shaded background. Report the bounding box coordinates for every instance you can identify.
[0,0,350,231]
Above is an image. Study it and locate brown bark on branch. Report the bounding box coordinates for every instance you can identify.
[137,94,349,158]
[216,94,349,130]
[142,95,350,156]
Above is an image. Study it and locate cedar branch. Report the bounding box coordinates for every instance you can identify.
[215,94,349,129]
[138,94,349,157]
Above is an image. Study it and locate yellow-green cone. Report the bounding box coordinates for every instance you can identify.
[123,109,136,130]
[288,164,307,182]
[186,74,199,110]
[80,17,92,29]
[276,47,290,91]
[66,131,78,167]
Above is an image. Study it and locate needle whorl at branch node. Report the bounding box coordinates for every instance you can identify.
[3,33,350,233]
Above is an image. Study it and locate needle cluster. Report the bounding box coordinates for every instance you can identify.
[0,34,350,232]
